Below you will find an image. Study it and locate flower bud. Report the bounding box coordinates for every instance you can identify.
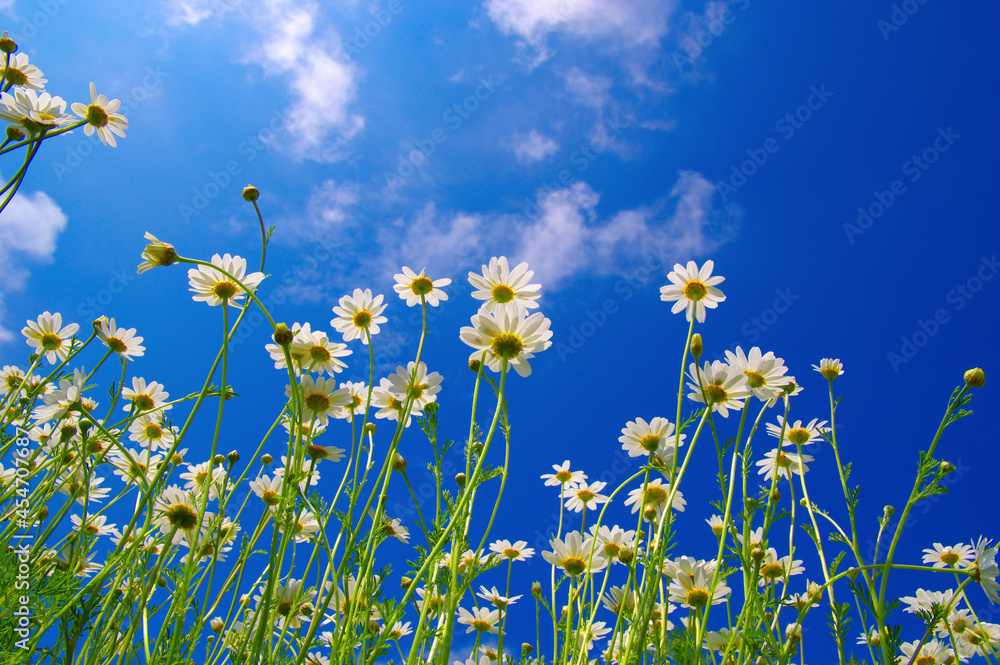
[469,358,482,373]
[213,454,225,466]
[690,333,703,359]
[455,472,466,487]
[799,498,808,507]
[643,505,658,522]
[770,489,781,503]
[261,453,273,466]
[531,581,543,597]
[392,453,407,472]
[38,506,48,521]
[424,401,438,416]
[618,547,634,565]
[400,576,412,590]
[808,581,823,601]
[940,461,955,475]
[470,441,483,455]
[883,505,894,518]
[171,453,184,465]
[227,450,240,465]
[210,617,225,633]
[272,323,293,347]
[4,126,23,143]
[964,367,985,388]
[364,423,377,436]
[79,420,93,437]
[0,35,17,53]
[242,185,259,201]
[157,576,168,588]
[751,545,765,562]
[636,529,646,543]
[521,644,533,657]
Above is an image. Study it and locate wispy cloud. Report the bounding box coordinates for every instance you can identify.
[509,129,559,164]
[0,189,69,342]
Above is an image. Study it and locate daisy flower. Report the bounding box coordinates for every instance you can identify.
[70,514,120,538]
[577,621,612,651]
[724,347,792,401]
[265,321,313,370]
[393,266,451,307]
[371,377,423,427]
[766,416,829,448]
[603,586,638,616]
[1,53,46,90]
[659,260,726,323]
[706,515,726,537]
[0,365,25,397]
[686,360,751,418]
[249,474,283,507]
[757,548,805,586]
[857,628,882,647]
[153,486,211,544]
[476,585,521,609]
[254,578,313,630]
[457,606,502,634]
[292,328,351,375]
[972,537,1000,604]
[619,417,685,461]
[489,539,534,562]
[922,543,976,569]
[109,448,162,487]
[137,233,177,273]
[127,413,177,451]
[121,377,170,412]
[387,621,413,640]
[95,317,144,360]
[57,468,110,505]
[542,531,606,577]
[70,82,127,147]
[188,253,265,307]
[386,361,443,410]
[330,575,381,622]
[896,639,952,664]
[813,358,845,380]
[331,288,387,344]
[31,369,87,423]
[0,88,72,135]
[623,477,686,520]
[304,441,346,463]
[468,256,542,312]
[899,589,959,615]
[278,508,320,544]
[668,568,730,609]
[22,312,79,364]
[756,448,813,482]
[460,305,552,377]
[332,381,368,419]
[179,461,227,501]
[290,375,351,425]
[541,460,586,488]
[704,628,742,655]
[663,556,717,580]
[589,524,636,563]
[561,480,609,513]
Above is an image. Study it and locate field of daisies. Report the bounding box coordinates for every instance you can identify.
[1,30,1000,665]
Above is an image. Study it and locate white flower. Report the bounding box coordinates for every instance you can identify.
[972,537,1000,604]
[137,233,177,273]
[468,256,542,312]
[127,413,177,451]
[623,477,686,521]
[70,514,120,538]
[668,568,729,609]
[71,82,127,146]
[290,375,351,425]
[393,266,451,307]
[122,377,170,412]
[687,360,751,418]
[22,312,78,364]
[476,585,521,609]
[756,448,813,482]
[0,88,73,134]
[331,289,387,344]
[96,317,145,360]
[291,327,351,376]
[489,539,534,561]
[899,588,959,615]
[766,416,828,447]
[724,347,791,401]
[542,532,606,577]
[619,417,685,462]
[541,460,586,487]
[896,639,952,664]
[659,260,726,323]
[460,305,552,377]
[757,548,805,586]
[386,361,443,411]
[922,542,975,569]
[561,480,609,513]
[457,606,502,634]
[813,358,845,380]
[1,53,46,90]
[188,253,265,307]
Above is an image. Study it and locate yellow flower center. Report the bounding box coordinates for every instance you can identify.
[638,433,662,452]
[576,489,595,503]
[562,556,586,576]
[212,281,239,300]
[304,393,330,414]
[555,470,573,483]
[503,548,521,559]
[165,503,198,530]
[470,618,492,632]
[491,332,523,359]
[776,453,793,469]
[107,336,127,354]
[262,490,280,506]
[85,104,109,128]
[4,67,27,86]
[353,310,372,328]
[492,284,515,304]
[40,333,63,351]
[761,562,785,580]
[644,485,668,505]
[309,345,331,363]
[744,370,765,388]
[410,276,434,296]
[132,395,154,411]
[683,281,707,301]
[703,384,727,404]
[940,551,960,566]
[307,444,331,460]
[144,423,163,440]
[685,588,710,608]
[786,428,810,446]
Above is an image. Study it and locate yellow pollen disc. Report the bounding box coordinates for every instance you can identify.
[644,485,668,505]
[212,281,239,300]
[307,444,327,459]
[166,504,198,530]
[144,424,162,439]
[577,490,595,502]
[133,395,154,410]
[262,490,280,506]
[5,67,27,85]
[353,310,372,328]
[555,470,573,482]
[491,332,523,359]
[471,619,491,632]
[410,276,434,295]
[685,588,710,608]
[562,556,586,576]
[40,333,63,351]
[492,283,515,304]
[309,345,331,363]
[683,280,707,301]
[776,453,792,469]
[107,337,127,354]
[408,384,424,400]
[744,370,765,388]
[389,397,402,410]
[940,551,960,565]
[638,433,662,452]
[761,562,785,579]
[86,104,109,128]
[503,548,520,558]
[703,384,728,404]
[787,428,810,445]
[304,393,330,413]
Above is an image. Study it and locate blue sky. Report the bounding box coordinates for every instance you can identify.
[2,0,999,657]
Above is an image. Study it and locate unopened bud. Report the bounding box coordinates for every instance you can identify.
[364,423,377,436]
[770,489,781,503]
[690,333,703,359]
[964,367,985,388]
[0,35,17,53]
[751,545,765,562]
[424,402,438,416]
[79,420,92,437]
[227,450,240,465]
[392,453,407,472]
[808,581,823,601]
[92,317,105,335]
[455,472,466,487]
[883,505,894,518]
[940,461,955,475]
[261,453,273,466]
[531,581,543,597]
[272,323,293,347]
[400,576,412,590]
[799,498,808,507]
[469,358,482,373]
[636,529,646,543]
[242,185,259,202]
[470,442,483,455]
[157,576,168,588]
[618,548,634,565]
[643,505,658,522]
[38,506,48,521]
[210,617,225,633]
[521,643,533,657]
[213,454,225,466]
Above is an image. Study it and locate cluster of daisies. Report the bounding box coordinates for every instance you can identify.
[0,37,127,147]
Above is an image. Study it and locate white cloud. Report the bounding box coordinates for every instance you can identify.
[251,1,364,162]
[0,189,69,342]
[486,0,677,48]
[377,203,484,282]
[513,171,738,288]
[509,130,559,164]
[277,179,359,246]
